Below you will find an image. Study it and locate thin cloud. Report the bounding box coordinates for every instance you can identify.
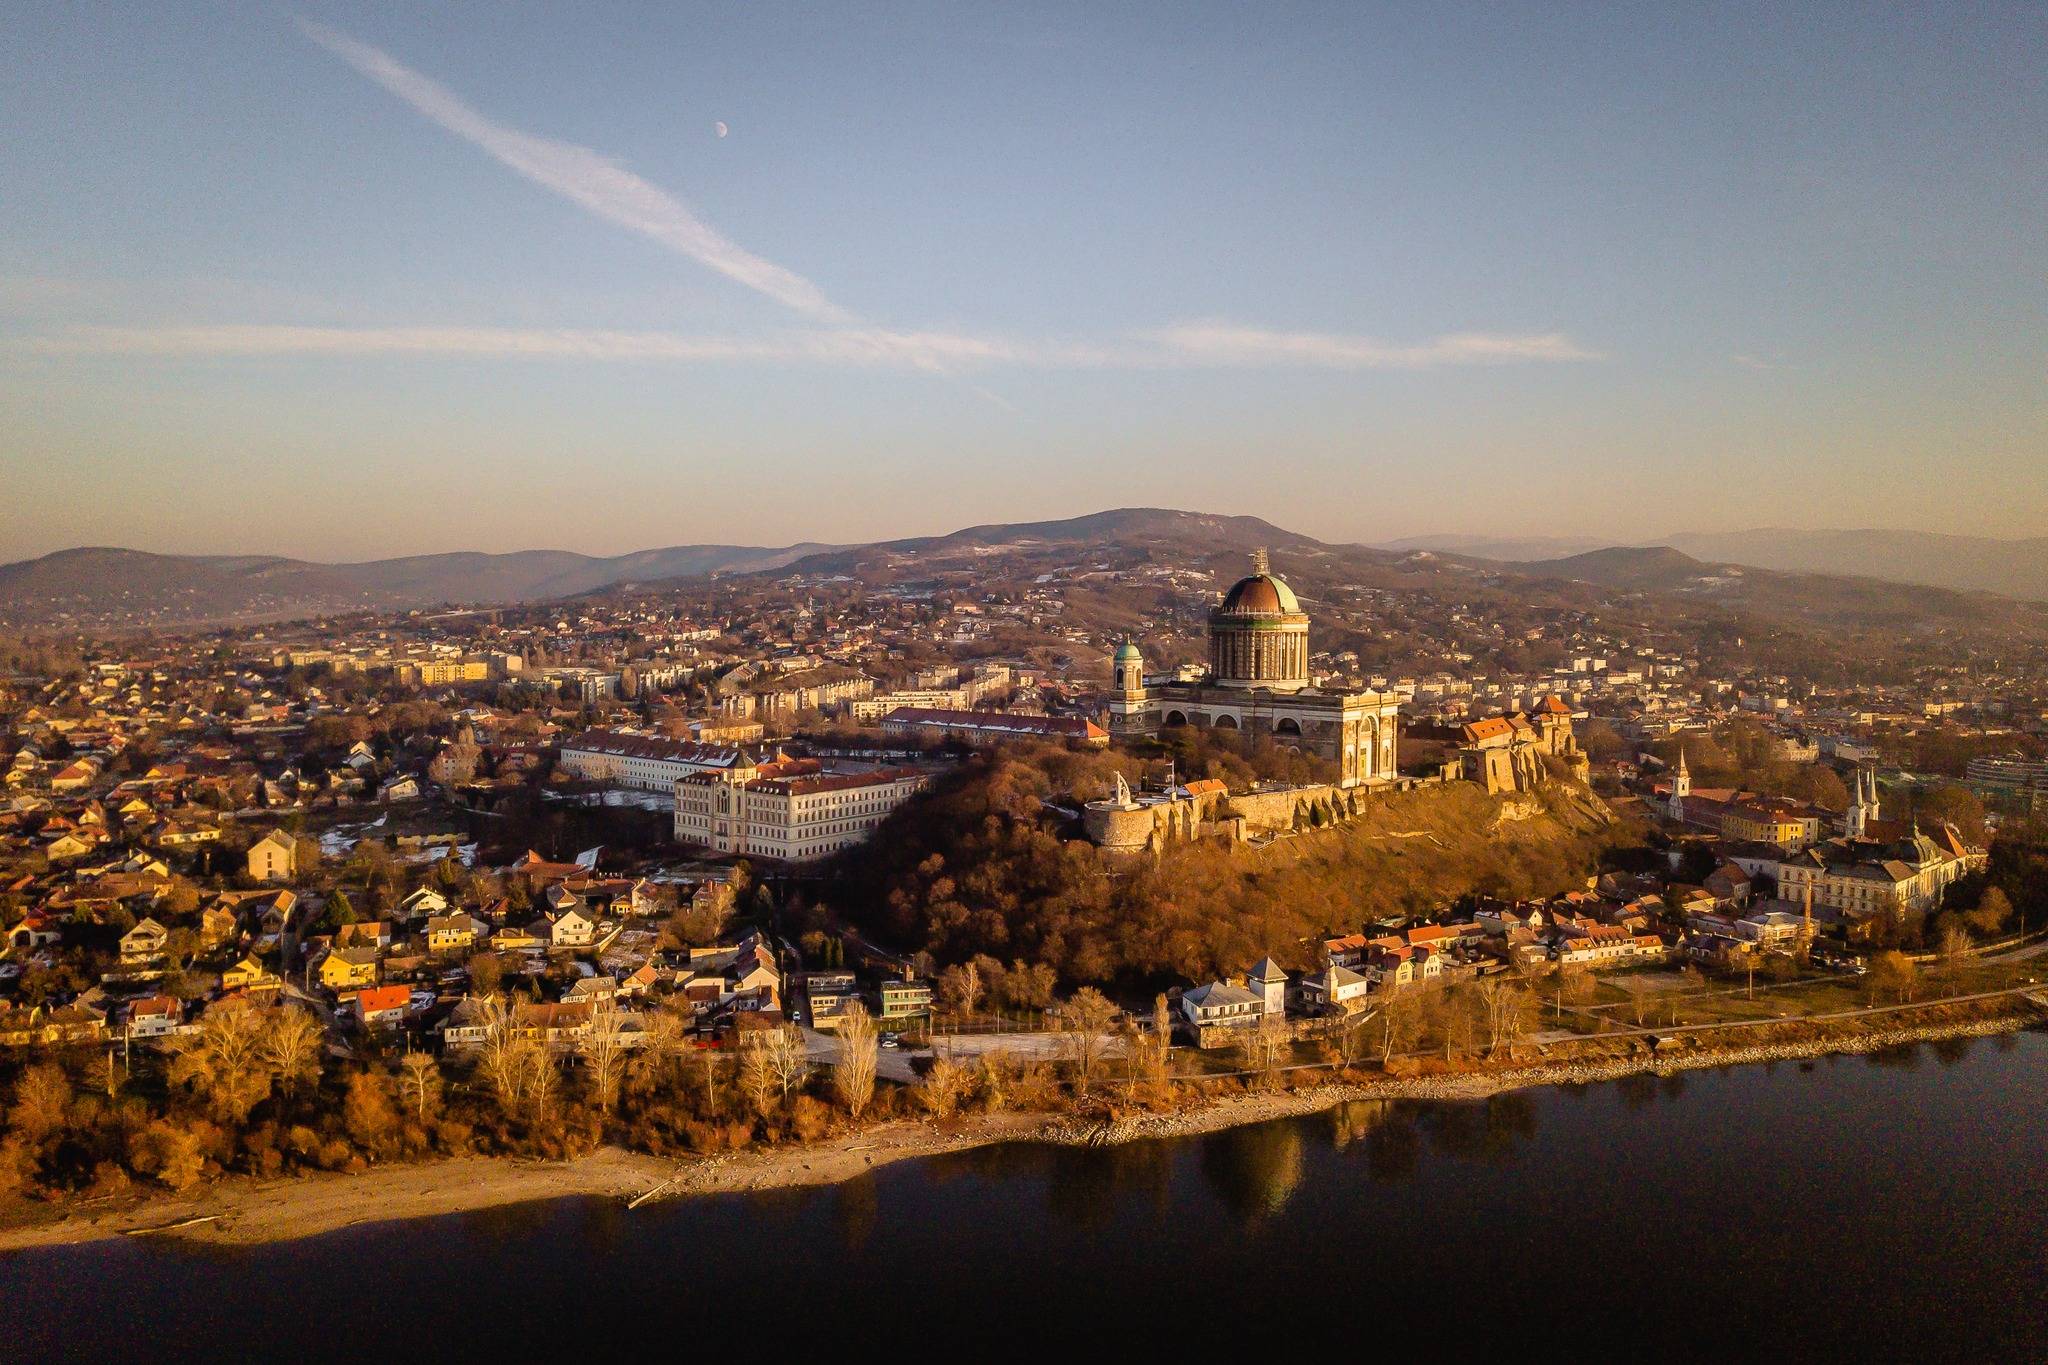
[280,26,1603,387]
[299,21,849,324]
[18,323,1600,374]
[1151,324,1604,369]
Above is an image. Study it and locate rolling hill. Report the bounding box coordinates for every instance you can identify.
[1385,528,2048,603]
[4,507,2040,641]
[0,541,837,630]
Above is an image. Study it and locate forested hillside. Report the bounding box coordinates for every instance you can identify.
[824,744,1637,990]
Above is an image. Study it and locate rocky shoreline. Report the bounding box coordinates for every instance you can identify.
[1,1001,2035,1252]
[1089,1006,2040,1146]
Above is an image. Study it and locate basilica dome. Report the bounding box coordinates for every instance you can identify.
[1216,570,1301,617]
[1207,550,1310,691]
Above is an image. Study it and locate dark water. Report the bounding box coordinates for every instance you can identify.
[7,1033,2048,1363]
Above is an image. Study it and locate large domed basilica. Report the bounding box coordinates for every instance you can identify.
[1207,548,1311,690]
[1107,550,1401,788]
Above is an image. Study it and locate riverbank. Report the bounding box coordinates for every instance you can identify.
[3,995,2038,1252]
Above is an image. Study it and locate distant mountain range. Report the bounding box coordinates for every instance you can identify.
[2,508,2041,632]
[0,542,836,630]
[1381,528,2048,602]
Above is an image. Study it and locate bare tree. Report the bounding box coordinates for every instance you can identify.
[1373,985,1422,1065]
[7,1063,72,1144]
[699,1042,726,1113]
[342,1069,401,1155]
[1938,922,1973,985]
[170,1000,272,1123]
[1240,1011,1288,1082]
[738,1036,779,1117]
[1120,993,1175,1099]
[761,1023,810,1101]
[471,994,525,1111]
[919,1055,972,1119]
[398,1051,442,1126]
[261,1006,324,1099]
[1434,984,1478,1061]
[1477,978,1535,1057]
[579,1005,632,1116]
[1058,987,1118,1093]
[938,961,983,1024]
[833,1002,879,1120]
[521,1038,560,1127]
[629,1008,686,1096]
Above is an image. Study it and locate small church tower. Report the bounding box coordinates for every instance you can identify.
[1846,767,1877,841]
[1113,638,1146,696]
[1668,748,1690,823]
[1106,637,1154,737]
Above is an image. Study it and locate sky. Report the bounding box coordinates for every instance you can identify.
[2,2,2044,562]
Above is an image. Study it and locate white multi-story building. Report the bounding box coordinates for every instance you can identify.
[675,758,928,861]
[558,729,753,793]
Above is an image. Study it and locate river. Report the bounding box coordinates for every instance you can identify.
[6,1031,2048,1362]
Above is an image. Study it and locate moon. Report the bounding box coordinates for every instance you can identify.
[714,121,729,138]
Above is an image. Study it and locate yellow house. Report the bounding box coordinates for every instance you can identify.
[426,913,482,954]
[1722,802,1810,850]
[221,956,271,990]
[317,947,379,990]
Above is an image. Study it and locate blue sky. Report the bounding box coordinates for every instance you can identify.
[2,2,2044,560]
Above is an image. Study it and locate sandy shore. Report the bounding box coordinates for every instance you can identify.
[0,1114,1072,1253]
[1,1002,2035,1253]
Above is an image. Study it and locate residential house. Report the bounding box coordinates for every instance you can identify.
[221,955,276,991]
[426,913,486,954]
[124,995,184,1039]
[1180,981,1264,1029]
[1299,963,1372,1012]
[804,971,858,1030]
[336,920,394,953]
[879,976,933,1023]
[356,984,411,1028]
[245,828,298,883]
[119,916,170,966]
[318,945,381,991]
[549,905,597,949]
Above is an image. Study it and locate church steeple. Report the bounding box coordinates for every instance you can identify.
[1668,747,1690,822]
[1847,766,1877,841]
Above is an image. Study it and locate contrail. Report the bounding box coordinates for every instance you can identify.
[299,20,850,324]
[20,322,1602,373]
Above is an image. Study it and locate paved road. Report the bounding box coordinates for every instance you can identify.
[927,1029,1125,1064]
[799,1026,923,1084]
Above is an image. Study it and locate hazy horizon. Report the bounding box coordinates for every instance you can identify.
[4,3,2045,560]
[10,505,2048,570]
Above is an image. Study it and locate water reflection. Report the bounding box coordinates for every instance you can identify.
[832,1173,877,1251]
[1364,1110,1420,1184]
[1329,1098,1393,1151]
[1930,1036,1976,1067]
[1197,1121,1305,1221]
[7,1036,2048,1364]
[1045,1139,1175,1230]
